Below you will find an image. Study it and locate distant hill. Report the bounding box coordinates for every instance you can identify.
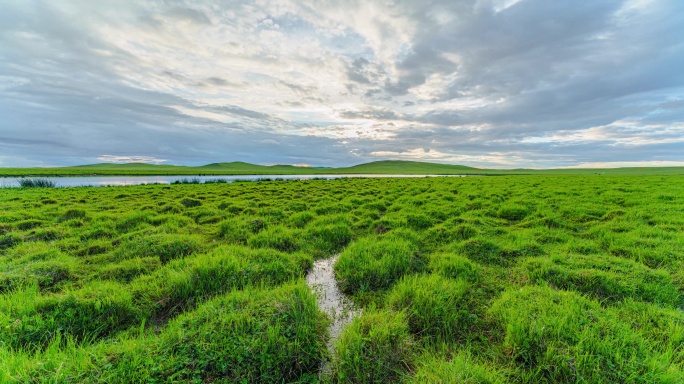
[342,160,478,174]
[1,160,683,176]
[196,162,312,173]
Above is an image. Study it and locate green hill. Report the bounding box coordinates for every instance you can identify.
[340,160,478,174]
[1,160,683,176]
[196,162,311,173]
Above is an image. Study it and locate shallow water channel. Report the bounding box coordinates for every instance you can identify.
[305,255,359,372]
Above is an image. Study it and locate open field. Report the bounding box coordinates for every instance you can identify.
[1,175,684,382]
[2,160,684,177]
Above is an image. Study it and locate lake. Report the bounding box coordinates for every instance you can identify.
[1,174,468,188]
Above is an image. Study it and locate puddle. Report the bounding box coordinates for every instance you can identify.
[305,254,360,373]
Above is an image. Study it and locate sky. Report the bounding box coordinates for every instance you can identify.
[1,0,683,169]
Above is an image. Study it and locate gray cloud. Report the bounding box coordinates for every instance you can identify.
[339,107,403,120]
[0,0,682,168]
[165,7,212,25]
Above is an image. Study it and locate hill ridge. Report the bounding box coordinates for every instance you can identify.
[2,160,684,176]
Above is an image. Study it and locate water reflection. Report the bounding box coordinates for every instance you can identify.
[3,174,467,188]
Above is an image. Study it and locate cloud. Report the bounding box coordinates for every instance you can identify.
[561,161,684,169]
[98,155,168,164]
[164,7,212,25]
[0,0,682,168]
[370,148,525,168]
[338,107,403,120]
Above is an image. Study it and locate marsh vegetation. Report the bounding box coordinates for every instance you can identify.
[16,178,56,188]
[1,175,683,382]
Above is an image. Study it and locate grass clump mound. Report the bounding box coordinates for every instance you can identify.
[59,209,87,222]
[130,245,312,321]
[523,253,681,306]
[0,281,140,350]
[428,253,480,282]
[179,198,201,208]
[114,212,151,233]
[216,216,255,244]
[490,285,684,382]
[335,236,422,294]
[0,283,328,383]
[423,223,478,247]
[304,216,354,257]
[0,246,312,351]
[0,233,22,250]
[456,238,503,265]
[405,213,434,230]
[247,225,301,253]
[113,233,203,264]
[332,309,414,383]
[0,258,75,293]
[94,257,161,283]
[289,210,315,228]
[386,274,477,341]
[14,220,43,231]
[498,203,531,220]
[409,353,507,384]
[111,283,327,383]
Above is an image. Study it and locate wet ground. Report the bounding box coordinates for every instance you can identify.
[305,254,360,372]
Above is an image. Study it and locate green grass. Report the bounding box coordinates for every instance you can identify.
[0,282,327,383]
[409,352,507,383]
[335,235,424,294]
[1,174,683,381]
[3,159,684,176]
[386,274,478,341]
[490,286,684,382]
[331,308,415,383]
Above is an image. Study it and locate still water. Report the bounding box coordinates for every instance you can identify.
[2,174,467,188]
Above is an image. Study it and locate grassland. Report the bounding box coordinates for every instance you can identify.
[1,175,683,382]
[2,160,684,176]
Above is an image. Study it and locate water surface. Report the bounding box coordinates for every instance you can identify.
[305,255,359,374]
[1,174,466,188]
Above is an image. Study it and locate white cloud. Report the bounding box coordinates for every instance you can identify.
[562,161,684,169]
[522,121,684,146]
[98,155,168,164]
[370,148,526,168]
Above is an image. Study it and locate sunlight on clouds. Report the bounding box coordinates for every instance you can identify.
[522,121,684,146]
[562,161,684,169]
[491,0,525,13]
[370,148,524,167]
[98,155,168,164]
[172,106,239,124]
[301,123,400,140]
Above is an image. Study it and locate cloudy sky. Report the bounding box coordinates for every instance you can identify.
[1,0,683,168]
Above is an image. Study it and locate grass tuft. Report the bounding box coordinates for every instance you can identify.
[409,352,507,384]
[331,308,415,383]
[18,178,56,188]
[335,236,423,293]
[386,274,478,341]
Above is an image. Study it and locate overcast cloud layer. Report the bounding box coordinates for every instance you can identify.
[1,0,683,168]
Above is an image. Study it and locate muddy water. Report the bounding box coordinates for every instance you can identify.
[305,255,359,371]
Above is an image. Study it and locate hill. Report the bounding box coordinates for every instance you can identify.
[340,160,479,174]
[1,160,683,176]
